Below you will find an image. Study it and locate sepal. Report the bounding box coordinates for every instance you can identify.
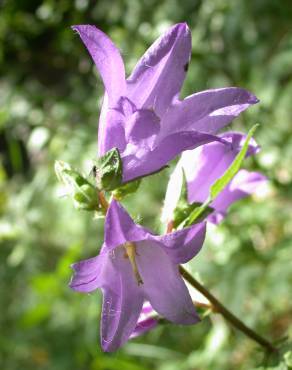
[94,147,123,191]
[112,179,141,200]
[55,160,99,211]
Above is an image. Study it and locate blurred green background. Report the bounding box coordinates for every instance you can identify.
[1,0,292,369]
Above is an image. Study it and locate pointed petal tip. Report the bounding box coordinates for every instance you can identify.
[71,25,103,38]
[248,93,259,104]
[187,311,201,324]
[101,340,117,353]
[69,260,86,272]
[71,24,90,33]
[68,278,82,292]
[71,24,95,30]
[105,198,120,217]
[171,22,191,37]
[177,21,187,27]
[229,87,259,105]
[239,88,259,105]
[172,307,201,325]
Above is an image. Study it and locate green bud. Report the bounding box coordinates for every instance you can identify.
[73,184,99,211]
[55,160,99,211]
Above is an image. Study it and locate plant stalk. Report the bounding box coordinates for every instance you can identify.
[179,265,277,352]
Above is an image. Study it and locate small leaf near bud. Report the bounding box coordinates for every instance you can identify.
[94,148,123,191]
[73,184,99,211]
[55,160,99,211]
[112,179,141,200]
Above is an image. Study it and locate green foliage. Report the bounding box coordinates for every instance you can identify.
[55,160,99,211]
[1,1,292,370]
[172,170,214,228]
[113,179,141,200]
[210,124,259,199]
[256,341,292,370]
[94,147,123,191]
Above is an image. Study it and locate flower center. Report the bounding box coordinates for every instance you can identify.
[124,242,143,285]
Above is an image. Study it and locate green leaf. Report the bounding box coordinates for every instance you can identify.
[94,147,123,191]
[210,124,259,199]
[55,160,99,211]
[163,166,214,228]
[284,351,292,367]
[172,169,190,228]
[185,198,211,226]
[112,179,141,200]
[73,184,99,210]
[186,124,259,225]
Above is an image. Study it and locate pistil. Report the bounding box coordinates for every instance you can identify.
[124,242,143,285]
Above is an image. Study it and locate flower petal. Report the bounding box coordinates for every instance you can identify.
[137,242,200,324]
[104,200,150,250]
[127,23,191,116]
[210,169,267,221]
[98,97,137,155]
[155,223,206,264]
[125,109,160,148]
[100,248,144,352]
[160,87,258,138]
[222,132,260,156]
[122,131,222,182]
[69,253,108,293]
[180,132,259,204]
[130,317,158,339]
[72,25,126,104]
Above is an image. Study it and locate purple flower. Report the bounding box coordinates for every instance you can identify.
[70,200,206,351]
[163,132,267,224]
[72,24,258,182]
[130,302,158,339]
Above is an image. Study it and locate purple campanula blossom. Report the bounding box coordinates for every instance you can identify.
[130,302,158,339]
[72,24,258,182]
[162,132,267,224]
[70,200,206,351]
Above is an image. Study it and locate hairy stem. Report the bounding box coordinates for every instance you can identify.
[179,265,277,352]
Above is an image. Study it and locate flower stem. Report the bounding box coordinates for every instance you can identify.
[179,266,277,352]
[98,191,109,212]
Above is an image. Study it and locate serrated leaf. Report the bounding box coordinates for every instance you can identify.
[94,148,123,191]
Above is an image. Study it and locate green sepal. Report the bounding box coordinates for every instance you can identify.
[112,179,141,200]
[72,184,99,211]
[94,148,123,191]
[194,304,212,319]
[55,160,99,212]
